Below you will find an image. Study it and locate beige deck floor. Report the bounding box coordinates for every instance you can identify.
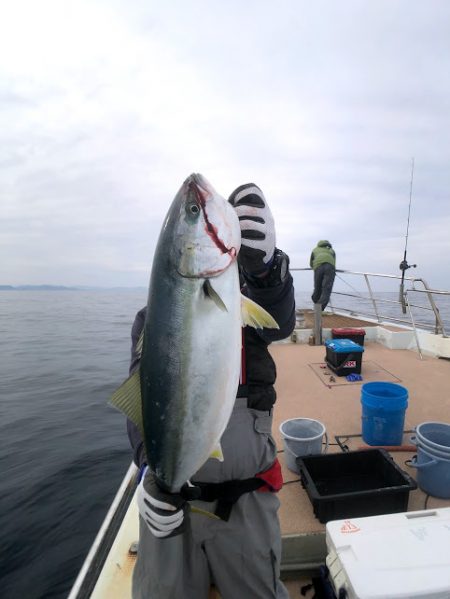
[299,309,381,330]
[271,340,450,540]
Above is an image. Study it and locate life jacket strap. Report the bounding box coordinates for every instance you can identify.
[193,458,283,521]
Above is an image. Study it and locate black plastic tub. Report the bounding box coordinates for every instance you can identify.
[296,449,417,523]
[324,339,364,376]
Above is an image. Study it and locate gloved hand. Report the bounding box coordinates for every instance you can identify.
[137,467,200,538]
[228,183,276,275]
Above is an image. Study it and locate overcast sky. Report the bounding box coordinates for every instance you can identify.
[1,0,450,291]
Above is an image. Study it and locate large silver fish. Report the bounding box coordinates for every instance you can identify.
[111,174,278,492]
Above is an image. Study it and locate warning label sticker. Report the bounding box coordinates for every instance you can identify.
[340,520,361,534]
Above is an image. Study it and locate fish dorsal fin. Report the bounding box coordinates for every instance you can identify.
[109,370,144,436]
[209,441,224,461]
[241,295,279,329]
[203,280,228,312]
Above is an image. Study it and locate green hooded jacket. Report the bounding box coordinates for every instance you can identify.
[310,240,336,270]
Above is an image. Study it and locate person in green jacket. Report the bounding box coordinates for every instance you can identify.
[310,240,336,310]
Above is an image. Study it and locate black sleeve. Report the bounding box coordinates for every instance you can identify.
[127,419,146,468]
[242,262,296,344]
[127,306,147,468]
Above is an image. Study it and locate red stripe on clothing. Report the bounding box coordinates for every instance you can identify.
[255,458,283,493]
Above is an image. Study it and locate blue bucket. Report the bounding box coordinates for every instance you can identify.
[414,421,450,453]
[361,382,408,445]
[410,445,450,499]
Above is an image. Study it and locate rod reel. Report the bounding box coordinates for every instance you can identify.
[399,260,417,314]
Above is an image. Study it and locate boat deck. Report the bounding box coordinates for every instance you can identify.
[274,340,450,538]
[82,318,450,599]
[298,309,381,330]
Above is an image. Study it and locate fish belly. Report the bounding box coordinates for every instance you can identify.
[142,264,241,491]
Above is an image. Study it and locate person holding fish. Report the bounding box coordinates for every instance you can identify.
[115,175,296,599]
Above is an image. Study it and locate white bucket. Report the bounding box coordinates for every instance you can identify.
[279,418,328,473]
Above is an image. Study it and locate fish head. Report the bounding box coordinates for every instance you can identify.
[170,173,241,278]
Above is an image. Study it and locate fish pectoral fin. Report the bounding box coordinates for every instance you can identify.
[241,295,279,329]
[209,442,224,462]
[109,370,144,435]
[203,280,228,312]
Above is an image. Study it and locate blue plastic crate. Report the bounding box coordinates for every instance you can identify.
[325,339,364,353]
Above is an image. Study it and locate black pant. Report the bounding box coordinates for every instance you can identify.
[311,263,335,310]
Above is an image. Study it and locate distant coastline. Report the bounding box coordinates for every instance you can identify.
[0,285,76,290]
[0,285,147,291]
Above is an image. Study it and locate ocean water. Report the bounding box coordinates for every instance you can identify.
[0,290,146,599]
[1,287,449,599]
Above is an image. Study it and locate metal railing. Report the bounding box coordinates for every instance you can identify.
[290,268,448,338]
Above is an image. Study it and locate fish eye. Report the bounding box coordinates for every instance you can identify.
[188,203,200,216]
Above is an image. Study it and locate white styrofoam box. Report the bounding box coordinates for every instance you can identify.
[326,507,450,599]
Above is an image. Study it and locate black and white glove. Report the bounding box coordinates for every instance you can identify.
[228,183,276,275]
[137,467,200,538]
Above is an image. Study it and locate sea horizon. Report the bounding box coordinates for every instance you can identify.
[0,284,148,291]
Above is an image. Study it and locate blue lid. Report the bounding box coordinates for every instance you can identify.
[325,338,364,353]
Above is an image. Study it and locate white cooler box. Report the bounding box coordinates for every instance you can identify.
[326,507,450,599]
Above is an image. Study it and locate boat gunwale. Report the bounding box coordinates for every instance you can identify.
[67,463,138,599]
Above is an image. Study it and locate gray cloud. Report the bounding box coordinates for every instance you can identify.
[1,0,450,290]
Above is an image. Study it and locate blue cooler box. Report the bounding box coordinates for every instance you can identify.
[325,339,364,376]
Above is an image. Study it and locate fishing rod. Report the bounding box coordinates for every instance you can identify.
[399,158,417,314]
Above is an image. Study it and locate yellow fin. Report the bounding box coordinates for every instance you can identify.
[109,370,144,436]
[241,295,279,329]
[209,443,224,461]
[191,506,221,520]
